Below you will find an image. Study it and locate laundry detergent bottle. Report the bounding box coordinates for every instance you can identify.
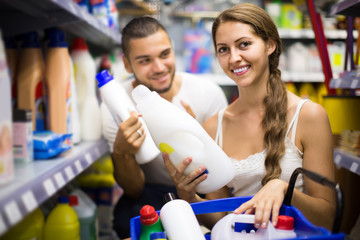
[132,85,235,194]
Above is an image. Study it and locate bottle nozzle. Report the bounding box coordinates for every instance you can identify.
[163,192,177,204]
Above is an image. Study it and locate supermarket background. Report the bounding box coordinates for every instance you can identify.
[0,0,359,239]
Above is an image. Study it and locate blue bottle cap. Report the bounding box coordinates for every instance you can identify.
[58,196,69,204]
[48,28,68,48]
[96,69,114,88]
[22,32,40,48]
[150,232,167,240]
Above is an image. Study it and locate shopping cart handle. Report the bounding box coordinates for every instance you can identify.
[283,167,343,234]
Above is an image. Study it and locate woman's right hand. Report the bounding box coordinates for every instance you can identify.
[162,152,207,203]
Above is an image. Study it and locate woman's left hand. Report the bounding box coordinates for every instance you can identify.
[233,179,288,228]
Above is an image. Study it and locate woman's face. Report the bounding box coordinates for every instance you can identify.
[215,21,275,89]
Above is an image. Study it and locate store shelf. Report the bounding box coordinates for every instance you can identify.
[278,28,358,39]
[0,0,121,50]
[334,148,360,176]
[329,70,360,89]
[0,139,109,236]
[330,0,360,17]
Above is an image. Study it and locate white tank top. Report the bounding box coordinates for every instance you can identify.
[215,99,309,196]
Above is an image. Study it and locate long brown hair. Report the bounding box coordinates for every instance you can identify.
[212,3,288,185]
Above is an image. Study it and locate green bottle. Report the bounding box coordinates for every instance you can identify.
[139,205,164,240]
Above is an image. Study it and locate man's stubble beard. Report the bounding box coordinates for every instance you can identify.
[134,69,175,94]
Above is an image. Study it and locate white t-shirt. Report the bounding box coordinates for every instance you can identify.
[101,72,228,185]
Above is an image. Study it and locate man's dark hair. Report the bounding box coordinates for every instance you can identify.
[121,16,169,58]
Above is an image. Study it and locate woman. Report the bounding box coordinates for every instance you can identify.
[163,3,336,231]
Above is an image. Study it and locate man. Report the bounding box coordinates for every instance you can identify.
[100,16,228,239]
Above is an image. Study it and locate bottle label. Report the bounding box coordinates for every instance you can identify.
[35,80,46,131]
[66,80,72,145]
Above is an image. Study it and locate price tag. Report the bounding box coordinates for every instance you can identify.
[54,172,66,188]
[334,154,342,165]
[21,191,37,212]
[351,79,359,89]
[4,201,21,224]
[85,153,93,165]
[75,160,83,173]
[0,213,6,235]
[43,179,56,197]
[350,162,359,173]
[65,166,74,180]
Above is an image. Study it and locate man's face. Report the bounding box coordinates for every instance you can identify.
[123,30,176,93]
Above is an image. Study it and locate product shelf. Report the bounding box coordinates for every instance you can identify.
[334,148,360,176]
[330,70,360,89]
[0,139,109,237]
[0,0,121,50]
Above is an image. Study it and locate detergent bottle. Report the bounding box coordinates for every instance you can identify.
[43,196,80,240]
[70,37,102,141]
[45,28,71,136]
[17,31,46,131]
[139,205,164,240]
[160,192,205,240]
[96,70,160,164]
[132,85,235,194]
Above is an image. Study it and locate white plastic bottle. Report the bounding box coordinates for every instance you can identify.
[96,70,160,164]
[160,193,205,240]
[132,85,235,194]
[211,214,296,240]
[71,37,102,141]
[69,57,81,144]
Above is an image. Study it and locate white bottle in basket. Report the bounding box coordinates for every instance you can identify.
[132,85,235,194]
[96,70,160,164]
[211,213,296,240]
[160,193,205,240]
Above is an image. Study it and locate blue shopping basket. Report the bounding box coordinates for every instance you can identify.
[130,168,345,239]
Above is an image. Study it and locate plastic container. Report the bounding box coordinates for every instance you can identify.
[43,196,80,240]
[0,29,14,185]
[70,37,102,141]
[1,207,44,240]
[17,31,46,131]
[69,57,81,144]
[139,205,164,240]
[12,109,33,163]
[131,196,345,240]
[159,193,205,240]
[45,28,71,135]
[96,70,160,164]
[69,189,97,240]
[131,85,235,194]
[211,213,296,239]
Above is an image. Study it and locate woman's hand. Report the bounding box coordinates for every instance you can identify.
[162,152,207,203]
[233,179,288,228]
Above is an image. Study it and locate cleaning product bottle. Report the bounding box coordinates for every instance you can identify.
[160,192,205,240]
[43,196,80,240]
[131,85,235,194]
[4,36,18,108]
[210,214,296,240]
[96,70,160,164]
[1,207,44,240]
[298,82,317,103]
[0,29,14,185]
[69,189,98,240]
[139,205,164,240]
[70,37,101,141]
[17,31,46,131]
[69,57,81,144]
[45,28,71,136]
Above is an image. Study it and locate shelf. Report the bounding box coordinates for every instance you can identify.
[201,71,325,86]
[334,148,360,176]
[0,0,121,50]
[278,28,358,39]
[116,0,159,15]
[330,0,360,17]
[0,139,109,236]
[329,70,360,89]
